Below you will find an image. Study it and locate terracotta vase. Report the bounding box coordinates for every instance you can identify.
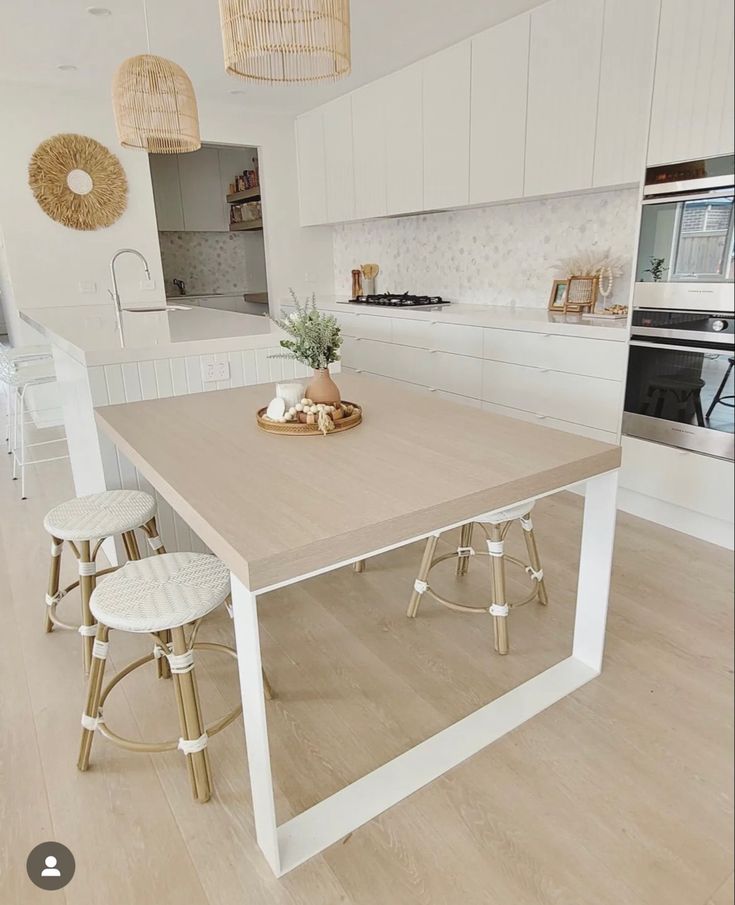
[306,368,341,405]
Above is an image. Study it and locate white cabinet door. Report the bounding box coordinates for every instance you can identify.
[352,80,387,220]
[149,155,184,231]
[525,0,604,197]
[384,64,424,215]
[470,14,530,204]
[593,0,659,187]
[423,42,471,210]
[295,110,327,226]
[178,147,227,231]
[648,0,735,164]
[323,95,355,223]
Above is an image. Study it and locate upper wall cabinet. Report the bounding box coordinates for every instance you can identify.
[594,0,660,187]
[648,0,735,164]
[323,96,355,223]
[295,110,328,226]
[178,147,225,232]
[352,80,387,220]
[149,155,184,231]
[470,14,530,204]
[525,0,605,197]
[384,63,424,216]
[423,42,471,210]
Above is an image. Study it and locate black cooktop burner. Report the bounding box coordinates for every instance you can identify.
[348,292,449,308]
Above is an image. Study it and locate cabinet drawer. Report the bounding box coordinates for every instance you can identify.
[352,312,392,342]
[430,351,483,398]
[391,317,432,348]
[543,334,627,380]
[434,389,483,409]
[541,369,622,432]
[482,400,618,444]
[481,359,543,411]
[333,310,359,336]
[483,328,546,367]
[429,322,483,357]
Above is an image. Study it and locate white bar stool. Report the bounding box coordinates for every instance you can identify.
[0,347,66,499]
[43,490,166,674]
[78,552,272,803]
[407,503,549,655]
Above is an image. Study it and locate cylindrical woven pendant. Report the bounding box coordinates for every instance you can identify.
[112,54,201,154]
[219,0,351,83]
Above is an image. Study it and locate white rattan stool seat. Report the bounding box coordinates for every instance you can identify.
[0,360,56,388]
[475,502,535,525]
[90,552,230,632]
[2,344,51,363]
[44,490,157,541]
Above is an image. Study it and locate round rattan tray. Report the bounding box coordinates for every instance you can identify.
[256,401,362,436]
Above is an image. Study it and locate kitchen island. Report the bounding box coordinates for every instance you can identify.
[95,372,621,877]
[20,304,309,557]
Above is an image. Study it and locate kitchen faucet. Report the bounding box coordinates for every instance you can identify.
[108,248,151,336]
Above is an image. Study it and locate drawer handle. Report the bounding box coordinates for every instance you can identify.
[539,368,550,374]
[536,414,547,420]
[428,348,437,354]
[428,386,437,392]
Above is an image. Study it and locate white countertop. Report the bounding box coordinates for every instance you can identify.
[297,298,630,342]
[21,304,285,366]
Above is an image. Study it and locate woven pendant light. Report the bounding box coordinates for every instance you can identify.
[219,0,351,83]
[112,54,201,153]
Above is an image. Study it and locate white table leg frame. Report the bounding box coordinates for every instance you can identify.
[230,469,619,877]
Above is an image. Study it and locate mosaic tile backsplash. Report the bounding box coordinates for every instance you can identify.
[334,188,640,307]
[158,231,264,296]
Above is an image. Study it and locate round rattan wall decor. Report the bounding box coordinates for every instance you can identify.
[28,133,128,231]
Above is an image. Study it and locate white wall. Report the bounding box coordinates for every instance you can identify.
[0,81,334,345]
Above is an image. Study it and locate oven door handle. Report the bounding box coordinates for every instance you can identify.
[629,339,734,355]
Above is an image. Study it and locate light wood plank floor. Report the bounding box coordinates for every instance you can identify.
[0,447,732,905]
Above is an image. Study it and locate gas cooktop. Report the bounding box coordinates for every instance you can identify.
[343,293,450,311]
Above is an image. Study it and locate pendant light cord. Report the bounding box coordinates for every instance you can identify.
[143,0,151,53]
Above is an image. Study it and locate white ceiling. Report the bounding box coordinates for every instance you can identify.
[0,0,545,114]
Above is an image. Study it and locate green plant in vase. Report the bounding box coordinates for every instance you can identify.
[642,256,668,282]
[270,290,343,403]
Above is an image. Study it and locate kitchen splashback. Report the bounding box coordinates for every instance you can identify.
[333,188,639,307]
[158,230,265,296]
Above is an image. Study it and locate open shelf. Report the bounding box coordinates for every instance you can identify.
[227,187,261,203]
[230,219,263,231]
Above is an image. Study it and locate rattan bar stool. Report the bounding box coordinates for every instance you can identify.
[407,503,549,655]
[43,490,166,675]
[78,552,269,803]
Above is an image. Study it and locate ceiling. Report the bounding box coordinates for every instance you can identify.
[0,0,545,114]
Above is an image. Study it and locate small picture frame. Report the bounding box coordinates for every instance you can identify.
[548,279,568,311]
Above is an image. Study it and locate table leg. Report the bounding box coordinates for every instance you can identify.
[229,574,281,876]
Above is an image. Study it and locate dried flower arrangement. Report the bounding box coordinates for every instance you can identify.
[550,248,626,310]
[269,290,342,370]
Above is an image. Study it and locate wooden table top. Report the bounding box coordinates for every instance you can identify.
[95,373,621,592]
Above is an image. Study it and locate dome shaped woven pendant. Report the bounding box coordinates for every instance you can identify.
[219,0,351,83]
[112,54,201,154]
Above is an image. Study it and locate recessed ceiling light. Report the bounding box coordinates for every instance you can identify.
[57,64,78,71]
[86,6,112,15]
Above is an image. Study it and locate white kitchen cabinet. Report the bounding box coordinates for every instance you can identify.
[350,313,392,342]
[429,350,483,398]
[178,147,226,232]
[470,14,530,204]
[423,42,471,210]
[384,63,424,215]
[323,95,355,223]
[593,0,659,187]
[648,0,735,164]
[352,80,387,220]
[295,110,327,226]
[429,322,484,358]
[149,154,184,231]
[392,316,431,349]
[525,0,605,197]
[482,400,618,444]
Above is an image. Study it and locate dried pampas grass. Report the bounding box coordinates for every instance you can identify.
[28,133,128,231]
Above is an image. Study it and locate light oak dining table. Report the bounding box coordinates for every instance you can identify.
[95,371,621,877]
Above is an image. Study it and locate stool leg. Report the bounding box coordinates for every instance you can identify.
[407,533,439,618]
[19,385,28,499]
[124,528,171,680]
[170,626,212,803]
[44,537,63,633]
[353,559,366,573]
[77,540,98,675]
[78,624,109,771]
[488,525,509,655]
[456,523,473,576]
[521,515,549,606]
[140,518,172,679]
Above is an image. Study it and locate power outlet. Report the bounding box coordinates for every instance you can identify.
[201,359,230,383]
[78,280,97,294]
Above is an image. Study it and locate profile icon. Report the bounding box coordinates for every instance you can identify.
[26,841,75,890]
[41,855,61,877]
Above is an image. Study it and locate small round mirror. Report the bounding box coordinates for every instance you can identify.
[66,168,94,195]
